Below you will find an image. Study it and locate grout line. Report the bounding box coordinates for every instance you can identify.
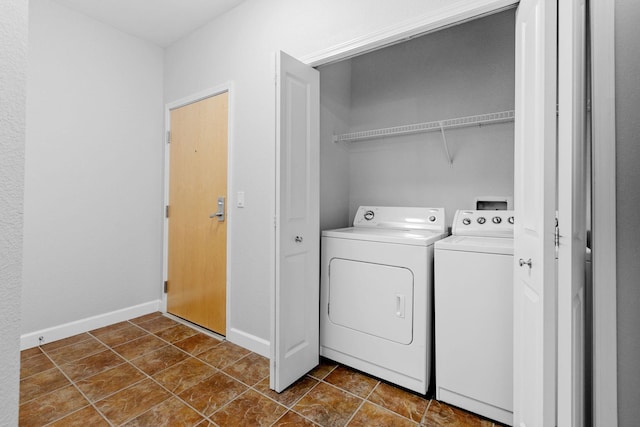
[203,387,253,423]
[40,404,106,427]
[348,381,381,426]
[38,333,94,354]
[23,316,491,427]
[90,333,213,424]
[51,319,208,425]
[318,374,427,425]
[119,324,261,424]
[36,349,116,427]
[247,379,295,407]
[249,373,317,411]
[269,407,324,427]
[421,399,433,425]
[22,315,213,426]
[343,396,367,426]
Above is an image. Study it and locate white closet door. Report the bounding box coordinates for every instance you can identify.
[271,51,320,393]
[513,0,558,426]
[558,0,588,425]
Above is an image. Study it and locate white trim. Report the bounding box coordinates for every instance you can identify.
[20,300,161,350]
[590,1,618,426]
[162,82,235,338]
[227,328,270,358]
[300,0,517,67]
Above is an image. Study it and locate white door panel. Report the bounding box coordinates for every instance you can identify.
[271,51,320,392]
[558,0,587,425]
[514,1,557,426]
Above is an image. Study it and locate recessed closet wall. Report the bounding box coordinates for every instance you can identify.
[320,9,516,228]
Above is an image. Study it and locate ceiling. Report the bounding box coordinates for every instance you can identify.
[52,0,247,47]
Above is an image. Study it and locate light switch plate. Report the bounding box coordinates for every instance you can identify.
[237,191,245,208]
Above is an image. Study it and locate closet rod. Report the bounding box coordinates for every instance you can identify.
[333,110,514,143]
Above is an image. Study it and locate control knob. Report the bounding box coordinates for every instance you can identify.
[462,218,471,225]
[364,210,374,221]
[492,216,502,224]
[477,217,486,224]
[429,216,436,222]
[508,216,515,224]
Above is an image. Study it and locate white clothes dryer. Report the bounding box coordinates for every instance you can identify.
[320,206,446,394]
[434,209,514,426]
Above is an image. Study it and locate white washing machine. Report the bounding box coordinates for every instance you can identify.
[435,209,514,426]
[320,206,446,394]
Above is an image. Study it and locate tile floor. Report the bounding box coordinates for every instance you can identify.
[19,312,500,426]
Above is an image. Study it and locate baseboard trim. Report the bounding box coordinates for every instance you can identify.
[227,327,269,358]
[20,300,161,350]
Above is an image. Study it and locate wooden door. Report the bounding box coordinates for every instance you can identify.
[558,0,587,424]
[167,93,228,335]
[513,0,557,426]
[271,51,320,392]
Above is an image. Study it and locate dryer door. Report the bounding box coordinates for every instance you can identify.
[328,258,414,345]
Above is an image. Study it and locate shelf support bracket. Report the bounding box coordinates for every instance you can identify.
[439,122,453,166]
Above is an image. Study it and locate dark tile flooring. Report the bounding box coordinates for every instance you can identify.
[19,312,498,426]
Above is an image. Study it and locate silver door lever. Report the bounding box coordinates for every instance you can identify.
[209,197,225,222]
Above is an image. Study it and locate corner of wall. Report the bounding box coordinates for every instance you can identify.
[0,0,28,424]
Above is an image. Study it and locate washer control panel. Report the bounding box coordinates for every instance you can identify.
[353,206,446,232]
[452,210,514,238]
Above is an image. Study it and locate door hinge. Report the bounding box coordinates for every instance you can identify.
[165,205,169,218]
[166,131,171,144]
[555,218,560,248]
[163,280,168,293]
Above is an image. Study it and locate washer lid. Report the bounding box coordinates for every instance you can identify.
[435,235,514,255]
[323,227,447,246]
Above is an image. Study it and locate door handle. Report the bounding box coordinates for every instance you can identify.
[295,236,303,243]
[209,196,225,222]
[519,258,532,268]
[396,294,405,318]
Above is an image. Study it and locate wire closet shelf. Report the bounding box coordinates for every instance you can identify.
[332,110,514,143]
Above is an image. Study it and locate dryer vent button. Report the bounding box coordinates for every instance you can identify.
[492,216,502,224]
[462,218,471,225]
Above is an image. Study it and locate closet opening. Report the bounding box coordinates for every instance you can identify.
[318,8,516,231]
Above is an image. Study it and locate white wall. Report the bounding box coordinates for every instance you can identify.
[615,0,640,424]
[319,60,352,231]
[164,0,508,351]
[0,0,28,423]
[344,10,515,224]
[22,0,164,338]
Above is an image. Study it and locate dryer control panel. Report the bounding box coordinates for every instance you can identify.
[353,206,445,232]
[452,210,514,238]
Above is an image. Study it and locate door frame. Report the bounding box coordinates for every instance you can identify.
[162,82,235,337]
[284,0,618,420]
